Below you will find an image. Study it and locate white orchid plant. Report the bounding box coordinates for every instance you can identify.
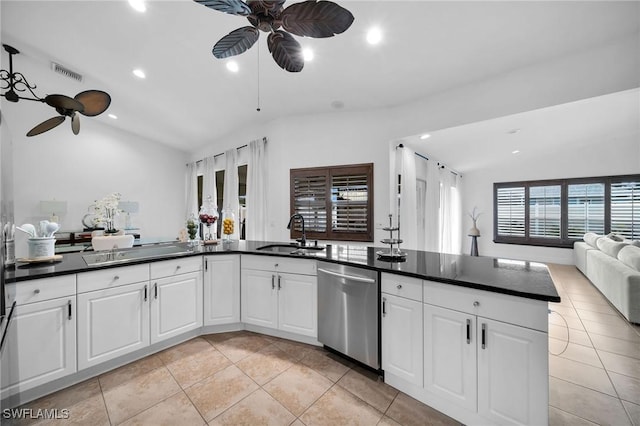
[91,192,123,232]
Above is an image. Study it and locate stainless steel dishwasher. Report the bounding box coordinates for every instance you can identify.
[317,261,379,369]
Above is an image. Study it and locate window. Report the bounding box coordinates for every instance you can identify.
[197,165,248,239]
[290,163,373,242]
[494,175,640,247]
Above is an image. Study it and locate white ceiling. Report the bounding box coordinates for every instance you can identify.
[1,0,639,152]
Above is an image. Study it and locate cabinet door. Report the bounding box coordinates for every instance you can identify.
[241,268,278,329]
[477,317,548,426]
[78,282,149,370]
[1,297,76,398]
[381,294,423,387]
[150,271,203,344]
[204,255,240,326]
[423,303,476,411]
[278,273,317,337]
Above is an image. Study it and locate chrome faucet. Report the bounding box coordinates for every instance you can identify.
[287,214,306,247]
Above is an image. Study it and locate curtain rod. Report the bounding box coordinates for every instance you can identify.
[188,137,267,166]
[396,143,461,177]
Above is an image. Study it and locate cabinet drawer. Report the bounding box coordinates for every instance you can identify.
[423,280,548,332]
[7,275,76,306]
[77,264,149,294]
[242,255,316,275]
[381,273,422,302]
[150,256,202,279]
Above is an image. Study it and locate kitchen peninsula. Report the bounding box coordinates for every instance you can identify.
[3,241,560,425]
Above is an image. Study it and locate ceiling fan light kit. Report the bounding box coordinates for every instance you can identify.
[0,44,112,137]
[195,0,354,72]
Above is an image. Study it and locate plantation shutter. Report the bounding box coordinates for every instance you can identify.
[496,186,525,237]
[290,164,373,241]
[291,172,327,233]
[567,183,605,238]
[611,181,640,239]
[529,185,561,238]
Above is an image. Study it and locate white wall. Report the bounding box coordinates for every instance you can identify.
[4,104,187,257]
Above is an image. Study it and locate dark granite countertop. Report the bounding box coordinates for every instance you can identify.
[4,240,561,303]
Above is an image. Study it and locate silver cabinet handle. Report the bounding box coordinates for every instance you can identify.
[473,301,480,307]
[34,289,40,294]
[154,283,158,299]
[278,275,281,290]
[144,285,148,301]
[67,300,72,320]
[466,319,471,344]
[205,259,208,271]
[271,275,275,290]
[176,265,181,271]
[382,297,387,317]
[396,284,403,290]
[114,275,120,281]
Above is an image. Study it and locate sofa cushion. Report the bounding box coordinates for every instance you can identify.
[623,239,640,247]
[607,232,624,242]
[597,237,628,258]
[584,232,602,248]
[618,245,640,272]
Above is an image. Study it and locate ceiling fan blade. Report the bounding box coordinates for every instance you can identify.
[74,90,111,116]
[26,116,65,137]
[44,94,84,113]
[280,0,354,38]
[213,26,259,59]
[194,0,251,16]
[267,30,304,72]
[71,113,80,135]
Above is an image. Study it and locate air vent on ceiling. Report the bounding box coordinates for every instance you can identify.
[51,62,83,82]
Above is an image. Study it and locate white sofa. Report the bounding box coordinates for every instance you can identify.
[574,233,640,324]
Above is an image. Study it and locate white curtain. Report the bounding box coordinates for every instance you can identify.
[397,146,418,250]
[440,170,461,254]
[223,148,240,240]
[201,156,218,213]
[246,137,267,241]
[424,160,440,252]
[185,162,198,220]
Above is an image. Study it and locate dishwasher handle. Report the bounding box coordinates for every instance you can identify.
[317,268,376,283]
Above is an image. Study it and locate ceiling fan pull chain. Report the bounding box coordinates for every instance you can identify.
[256,38,261,112]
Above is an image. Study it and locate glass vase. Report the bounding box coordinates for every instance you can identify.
[221,207,236,242]
[199,195,218,243]
[186,214,199,246]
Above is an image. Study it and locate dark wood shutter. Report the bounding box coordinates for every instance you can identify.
[290,163,373,242]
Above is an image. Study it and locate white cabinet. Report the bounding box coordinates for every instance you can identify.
[1,276,76,399]
[150,258,203,344]
[203,255,240,326]
[241,255,317,338]
[381,293,423,387]
[423,303,476,411]
[77,281,150,370]
[477,317,548,426]
[150,271,203,343]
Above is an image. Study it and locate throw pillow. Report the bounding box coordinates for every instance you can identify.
[618,245,640,272]
[607,232,624,242]
[584,232,602,248]
[596,237,628,258]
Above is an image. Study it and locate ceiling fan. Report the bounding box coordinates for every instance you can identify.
[194,0,355,72]
[26,91,111,137]
[0,44,111,137]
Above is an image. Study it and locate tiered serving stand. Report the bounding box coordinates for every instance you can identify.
[376,214,407,261]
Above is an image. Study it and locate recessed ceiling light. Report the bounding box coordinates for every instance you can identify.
[108,114,118,120]
[226,61,239,73]
[420,134,431,140]
[132,68,146,79]
[508,129,521,134]
[303,48,314,61]
[331,100,344,109]
[512,150,520,154]
[128,0,146,12]
[366,27,382,45]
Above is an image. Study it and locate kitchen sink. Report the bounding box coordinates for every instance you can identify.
[256,244,325,255]
[83,244,193,266]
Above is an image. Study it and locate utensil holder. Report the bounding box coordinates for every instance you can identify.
[28,237,56,258]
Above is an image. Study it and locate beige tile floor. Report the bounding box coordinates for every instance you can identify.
[6,264,640,425]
